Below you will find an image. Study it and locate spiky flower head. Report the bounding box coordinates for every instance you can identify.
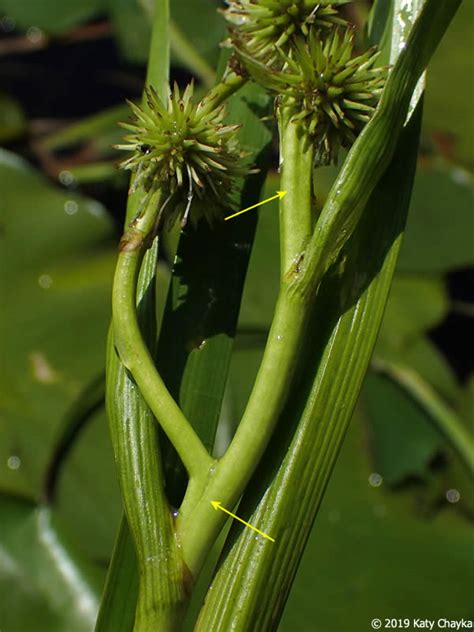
[240,28,386,165]
[223,0,347,66]
[116,83,248,228]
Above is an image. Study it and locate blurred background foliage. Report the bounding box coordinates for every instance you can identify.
[0,1,472,630]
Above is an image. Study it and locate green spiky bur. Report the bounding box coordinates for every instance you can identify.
[223,0,347,65]
[116,83,249,228]
[238,27,387,165]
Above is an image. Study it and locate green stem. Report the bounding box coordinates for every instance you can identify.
[112,204,213,481]
[372,358,474,476]
[177,0,461,593]
[146,0,169,101]
[199,69,247,115]
[278,103,314,273]
[177,115,313,575]
[179,288,309,574]
[295,0,462,300]
[99,3,192,630]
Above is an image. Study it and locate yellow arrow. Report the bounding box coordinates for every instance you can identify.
[224,190,287,221]
[211,501,276,542]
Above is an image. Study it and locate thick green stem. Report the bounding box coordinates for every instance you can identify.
[112,209,213,481]
[295,0,462,300]
[278,104,314,273]
[99,2,193,631]
[199,69,247,116]
[177,113,314,575]
[178,287,309,574]
[372,359,474,476]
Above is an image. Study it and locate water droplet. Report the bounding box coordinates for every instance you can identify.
[38,274,53,289]
[7,455,21,470]
[26,26,44,44]
[446,489,460,504]
[64,200,79,215]
[172,510,179,518]
[276,335,283,342]
[59,170,74,186]
[30,351,59,384]
[87,201,105,217]
[368,472,383,488]
[451,167,470,186]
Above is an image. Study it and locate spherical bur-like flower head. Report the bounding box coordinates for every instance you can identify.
[116,82,249,229]
[223,0,347,66]
[244,27,387,165]
[288,28,387,164]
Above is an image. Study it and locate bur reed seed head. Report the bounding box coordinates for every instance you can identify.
[116,82,249,228]
[237,27,387,165]
[223,0,348,66]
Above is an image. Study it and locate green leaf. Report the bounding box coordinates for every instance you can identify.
[171,0,225,68]
[424,1,474,167]
[363,372,443,485]
[397,164,474,273]
[109,0,151,64]
[0,150,115,499]
[0,493,104,632]
[0,0,106,33]
[386,335,460,402]
[280,414,474,630]
[0,93,26,143]
[376,275,448,352]
[53,408,122,562]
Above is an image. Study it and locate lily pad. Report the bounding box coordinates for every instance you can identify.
[0,150,115,499]
[0,493,104,632]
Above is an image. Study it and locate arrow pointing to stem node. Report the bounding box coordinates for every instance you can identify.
[210,501,276,542]
[224,190,287,221]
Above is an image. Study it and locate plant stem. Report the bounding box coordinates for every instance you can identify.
[178,113,314,575]
[372,358,474,475]
[194,100,425,632]
[199,69,247,115]
[146,0,169,101]
[295,0,462,301]
[112,201,213,481]
[178,287,310,574]
[278,102,314,273]
[99,3,193,630]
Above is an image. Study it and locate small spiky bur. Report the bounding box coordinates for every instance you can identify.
[223,0,347,66]
[116,83,249,229]
[241,27,387,165]
[287,28,386,164]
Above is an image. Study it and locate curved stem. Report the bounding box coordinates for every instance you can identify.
[178,286,310,574]
[112,197,213,482]
[295,0,461,301]
[372,358,474,476]
[177,116,314,575]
